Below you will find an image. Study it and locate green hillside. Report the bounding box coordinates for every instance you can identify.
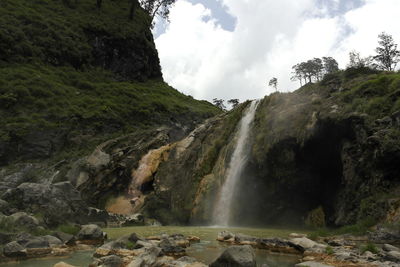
[0,0,220,165]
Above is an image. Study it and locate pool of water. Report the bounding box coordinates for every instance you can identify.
[1,250,94,267]
[105,226,305,267]
[2,226,306,267]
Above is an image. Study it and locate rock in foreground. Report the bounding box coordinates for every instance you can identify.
[210,245,256,267]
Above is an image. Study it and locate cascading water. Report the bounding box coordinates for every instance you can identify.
[212,100,260,226]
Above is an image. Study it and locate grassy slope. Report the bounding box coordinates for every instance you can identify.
[0,0,220,163]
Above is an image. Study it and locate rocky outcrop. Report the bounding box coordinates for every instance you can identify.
[93,232,204,267]
[1,181,89,226]
[76,224,107,245]
[210,245,256,267]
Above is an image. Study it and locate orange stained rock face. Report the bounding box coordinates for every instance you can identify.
[105,196,134,215]
[130,144,172,192]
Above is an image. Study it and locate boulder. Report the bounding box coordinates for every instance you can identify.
[42,235,63,247]
[0,199,10,215]
[127,246,162,267]
[90,255,123,267]
[3,241,27,257]
[385,251,400,262]
[210,245,256,267]
[76,224,106,243]
[159,238,185,255]
[382,244,400,252]
[2,182,90,227]
[25,238,50,248]
[369,227,400,243]
[290,237,317,250]
[0,232,14,245]
[52,232,76,245]
[9,212,39,230]
[295,262,334,267]
[122,213,144,226]
[217,231,234,241]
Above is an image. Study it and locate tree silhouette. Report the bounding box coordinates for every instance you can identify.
[268,77,278,91]
[228,99,240,108]
[212,98,226,110]
[373,32,400,71]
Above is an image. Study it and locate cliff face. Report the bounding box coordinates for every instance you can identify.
[0,0,220,227]
[133,69,400,227]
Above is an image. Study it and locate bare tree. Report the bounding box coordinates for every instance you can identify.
[373,32,400,71]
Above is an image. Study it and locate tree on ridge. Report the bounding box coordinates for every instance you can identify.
[373,32,400,71]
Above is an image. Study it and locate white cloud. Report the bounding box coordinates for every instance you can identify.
[155,0,400,103]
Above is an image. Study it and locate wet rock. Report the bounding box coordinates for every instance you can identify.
[87,207,110,227]
[289,233,307,238]
[295,262,334,267]
[0,199,10,215]
[52,232,76,245]
[121,213,144,226]
[15,232,36,246]
[210,245,256,267]
[369,227,400,243]
[0,232,14,245]
[9,212,39,230]
[90,255,123,267]
[385,251,400,262]
[76,224,106,244]
[159,238,185,255]
[42,235,63,247]
[217,231,234,241]
[383,244,400,252]
[3,241,27,257]
[234,233,258,243]
[290,237,317,250]
[25,238,50,248]
[127,246,162,267]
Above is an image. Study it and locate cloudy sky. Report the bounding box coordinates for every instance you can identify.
[154,0,400,104]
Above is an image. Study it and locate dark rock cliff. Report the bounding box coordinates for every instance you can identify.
[134,70,400,227]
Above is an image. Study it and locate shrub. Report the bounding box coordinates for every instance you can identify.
[325,246,334,255]
[57,224,80,235]
[361,242,379,254]
[305,206,326,228]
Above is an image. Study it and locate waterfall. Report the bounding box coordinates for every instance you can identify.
[212,100,260,226]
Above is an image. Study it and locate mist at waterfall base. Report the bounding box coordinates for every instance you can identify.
[211,100,270,227]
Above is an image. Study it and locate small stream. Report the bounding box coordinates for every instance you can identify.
[2,226,305,267]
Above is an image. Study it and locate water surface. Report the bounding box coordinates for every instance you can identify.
[105,226,305,267]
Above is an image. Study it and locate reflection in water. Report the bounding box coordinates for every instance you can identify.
[4,226,304,267]
[1,250,94,267]
[106,226,303,267]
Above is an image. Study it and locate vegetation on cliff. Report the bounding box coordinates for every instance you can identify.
[0,0,220,165]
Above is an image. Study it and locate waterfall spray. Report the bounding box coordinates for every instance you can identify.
[212,100,260,226]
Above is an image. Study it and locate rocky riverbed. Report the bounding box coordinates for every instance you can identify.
[1,225,400,267]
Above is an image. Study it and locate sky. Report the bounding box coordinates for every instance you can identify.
[153,0,400,104]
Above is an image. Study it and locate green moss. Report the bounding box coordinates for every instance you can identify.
[325,246,334,255]
[305,206,326,228]
[57,224,80,235]
[0,64,220,163]
[360,242,379,254]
